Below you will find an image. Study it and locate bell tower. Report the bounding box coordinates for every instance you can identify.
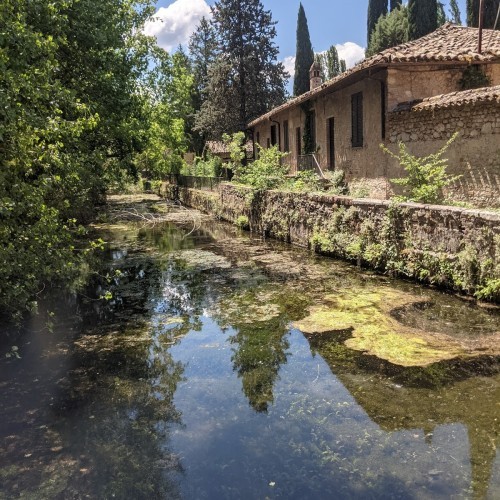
[309,61,323,91]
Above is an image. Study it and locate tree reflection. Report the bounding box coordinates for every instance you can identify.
[228,317,291,413]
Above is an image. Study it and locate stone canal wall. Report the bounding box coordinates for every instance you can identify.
[163,183,500,301]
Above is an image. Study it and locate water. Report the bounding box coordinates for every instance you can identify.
[1,201,499,499]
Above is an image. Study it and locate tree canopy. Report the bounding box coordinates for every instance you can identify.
[195,0,287,138]
[0,0,193,321]
[294,3,315,96]
[408,0,438,40]
[367,0,389,44]
[467,0,500,28]
[367,5,410,57]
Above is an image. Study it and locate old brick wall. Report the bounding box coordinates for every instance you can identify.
[164,183,500,300]
[388,101,500,207]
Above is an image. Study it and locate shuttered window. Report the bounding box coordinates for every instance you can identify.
[283,120,289,152]
[351,92,363,147]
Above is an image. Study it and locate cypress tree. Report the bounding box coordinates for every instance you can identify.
[467,0,500,29]
[390,0,402,11]
[408,0,438,40]
[437,1,447,26]
[294,3,315,96]
[449,0,462,24]
[367,0,388,44]
[367,5,409,57]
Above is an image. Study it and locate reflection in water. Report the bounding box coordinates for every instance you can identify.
[0,202,499,499]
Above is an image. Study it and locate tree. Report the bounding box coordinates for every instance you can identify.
[437,1,447,26]
[315,46,346,80]
[294,3,315,96]
[390,0,403,10]
[0,0,162,321]
[189,17,218,104]
[467,0,500,28]
[367,0,388,45]
[137,48,194,178]
[367,5,409,57]
[449,0,462,24]
[195,0,287,138]
[408,0,438,40]
[189,17,219,153]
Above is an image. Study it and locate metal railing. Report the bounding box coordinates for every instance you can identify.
[297,154,326,179]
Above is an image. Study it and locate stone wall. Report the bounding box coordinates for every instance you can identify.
[163,183,500,301]
[388,100,500,207]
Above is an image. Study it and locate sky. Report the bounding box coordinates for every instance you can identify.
[145,0,468,82]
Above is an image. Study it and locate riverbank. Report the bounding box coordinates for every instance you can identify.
[162,183,500,303]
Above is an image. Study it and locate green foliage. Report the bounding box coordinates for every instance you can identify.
[0,0,175,321]
[188,17,218,153]
[467,0,500,28]
[408,0,438,40]
[235,215,250,229]
[390,0,403,10]
[315,46,346,80]
[437,1,447,26]
[195,0,287,138]
[381,133,461,204]
[182,155,223,177]
[294,3,315,96]
[475,279,500,301]
[448,0,462,24]
[367,5,409,57]
[459,65,491,90]
[287,170,322,192]
[367,0,388,45]
[233,145,289,191]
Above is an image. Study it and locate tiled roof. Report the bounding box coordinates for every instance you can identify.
[248,24,500,127]
[391,85,500,112]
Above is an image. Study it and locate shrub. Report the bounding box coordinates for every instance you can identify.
[381,132,461,204]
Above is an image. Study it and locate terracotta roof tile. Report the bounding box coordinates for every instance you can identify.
[390,85,500,112]
[248,24,500,127]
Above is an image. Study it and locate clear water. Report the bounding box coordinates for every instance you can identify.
[1,204,499,500]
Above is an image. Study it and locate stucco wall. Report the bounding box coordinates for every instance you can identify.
[387,63,500,110]
[388,101,500,207]
[250,62,500,205]
[163,183,500,301]
[252,75,389,198]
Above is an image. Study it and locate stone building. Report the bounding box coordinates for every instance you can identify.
[248,24,500,207]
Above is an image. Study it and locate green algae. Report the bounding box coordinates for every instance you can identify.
[294,289,465,367]
[173,249,232,271]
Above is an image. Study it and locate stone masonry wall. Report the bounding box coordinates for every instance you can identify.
[388,101,500,207]
[162,183,500,301]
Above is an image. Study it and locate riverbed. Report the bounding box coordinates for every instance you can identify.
[1,196,499,499]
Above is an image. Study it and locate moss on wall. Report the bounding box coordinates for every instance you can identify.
[164,183,500,302]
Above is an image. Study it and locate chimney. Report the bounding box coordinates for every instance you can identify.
[309,61,323,91]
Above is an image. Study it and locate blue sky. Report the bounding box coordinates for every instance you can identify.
[146,0,468,76]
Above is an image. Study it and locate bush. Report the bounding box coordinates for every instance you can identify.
[381,133,461,204]
[233,144,289,191]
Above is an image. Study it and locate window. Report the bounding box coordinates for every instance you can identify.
[351,92,363,147]
[380,81,386,139]
[327,117,335,169]
[270,125,277,146]
[283,120,289,152]
[296,127,301,156]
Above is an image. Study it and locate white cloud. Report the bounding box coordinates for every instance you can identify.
[143,0,211,52]
[282,55,296,76]
[335,42,365,69]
